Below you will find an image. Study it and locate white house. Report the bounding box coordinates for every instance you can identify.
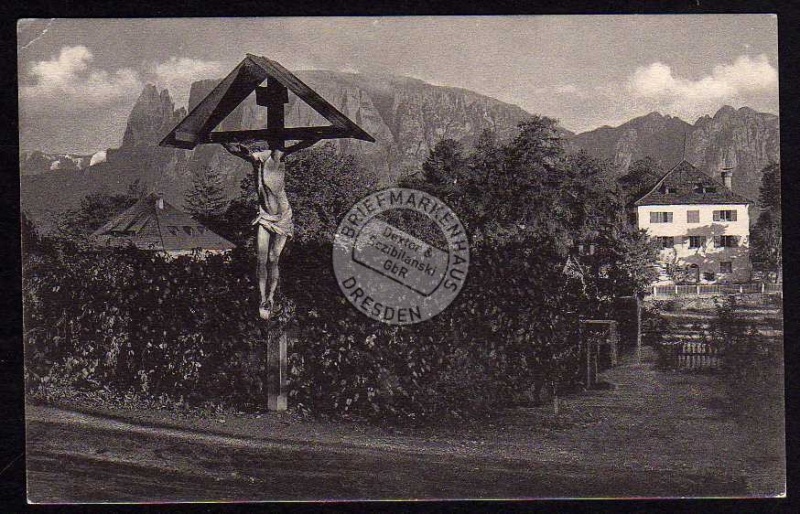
[635,160,752,284]
[91,192,235,257]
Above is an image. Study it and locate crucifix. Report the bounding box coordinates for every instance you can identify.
[160,54,375,321]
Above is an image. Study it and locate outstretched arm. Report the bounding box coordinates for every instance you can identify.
[222,142,256,163]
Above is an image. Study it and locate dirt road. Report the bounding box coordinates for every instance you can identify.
[26,348,781,502]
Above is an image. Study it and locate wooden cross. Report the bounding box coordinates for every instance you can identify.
[159,54,375,154]
[160,55,375,413]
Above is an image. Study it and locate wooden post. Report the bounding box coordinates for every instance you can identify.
[551,381,560,415]
[267,330,288,411]
[586,336,593,389]
[636,294,642,365]
[258,78,289,151]
[610,321,618,366]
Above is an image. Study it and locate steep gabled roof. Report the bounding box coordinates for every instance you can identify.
[634,160,751,206]
[92,193,235,252]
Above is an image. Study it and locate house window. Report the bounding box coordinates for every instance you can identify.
[688,236,705,248]
[714,235,739,248]
[703,271,716,281]
[713,210,737,222]
[720,261,733,273]
[659,184,676,194]
[650,212,673,223]
[687,210,700,223]
[182,226,194,235]
[167,226,179,236]
[657,236,675,249]
[694,184,717,194]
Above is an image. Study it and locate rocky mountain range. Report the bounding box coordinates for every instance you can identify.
[179,70,534,183]
[567,106,780,202]
[20,70,780,233]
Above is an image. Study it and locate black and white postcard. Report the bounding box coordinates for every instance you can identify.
[18,15,785,502]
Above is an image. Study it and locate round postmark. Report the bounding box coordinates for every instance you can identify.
[332,188,470,325]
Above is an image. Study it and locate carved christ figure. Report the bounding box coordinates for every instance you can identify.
[223,142,293,320]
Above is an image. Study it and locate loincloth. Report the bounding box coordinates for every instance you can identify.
[252,206,294,237]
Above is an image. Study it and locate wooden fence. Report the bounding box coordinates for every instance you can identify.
[658,341,723,371]
[648,282,782,299]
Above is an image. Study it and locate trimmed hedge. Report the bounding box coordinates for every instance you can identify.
[24,238,586,423]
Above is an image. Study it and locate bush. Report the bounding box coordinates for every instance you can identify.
[711,297,784,423]
[283,241,585,423]
[24,242,288,409]
[24,237,586,424]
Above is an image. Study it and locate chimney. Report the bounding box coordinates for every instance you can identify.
[156,193,165,210]
[721,170,733,190]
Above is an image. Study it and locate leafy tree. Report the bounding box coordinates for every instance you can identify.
[184,165,229,224]
[58,191,138,242]
[751,162,782,281]
[618,157,664,207]
[421,138,468,186]
[471,129,504,181]
[758,161,781,212]
[126,178,148,200]
[214,172,258,249]
[285,143,378,242]
[406,116,660,293]
[401,134,498,245]
[21,211,40,253]
[585,223,660,302]
[404,116,661,383]
[491,116,572,248]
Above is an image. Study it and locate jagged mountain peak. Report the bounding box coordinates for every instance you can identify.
[568,105,779,204]
[622,111,691,129]
[714,104,738,119]
[639,111,665,120]
[121,84,183,148]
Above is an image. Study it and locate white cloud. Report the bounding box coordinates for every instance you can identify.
[554,84,580,95]
[20,45,142,112]
[626,54,778,120]
[153,57,225,108]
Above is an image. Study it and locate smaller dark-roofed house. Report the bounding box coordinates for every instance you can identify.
[635,160,752,284]
[91,192,235,257]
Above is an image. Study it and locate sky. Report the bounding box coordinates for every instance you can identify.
[18,16,779,154]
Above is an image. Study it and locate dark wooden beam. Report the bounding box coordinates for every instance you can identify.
[264,78,288,151]
[284,138,321,155]
[246,54,376,143]
[160,54,376,150]
[204,126,360,144]
[159,59,270,149]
